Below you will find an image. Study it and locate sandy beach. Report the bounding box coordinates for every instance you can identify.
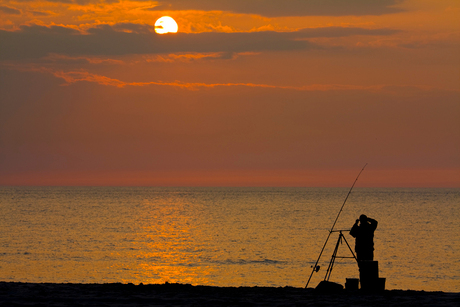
[1,282,458,307]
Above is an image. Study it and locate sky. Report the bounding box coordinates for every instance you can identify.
[0,0,459,187]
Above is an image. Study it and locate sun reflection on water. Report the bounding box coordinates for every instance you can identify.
[118,196,217,285]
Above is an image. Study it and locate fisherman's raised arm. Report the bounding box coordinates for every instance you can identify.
[368,217,378,230]
[349,219,359,238]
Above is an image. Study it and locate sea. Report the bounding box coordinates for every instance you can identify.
[0,187,458,292]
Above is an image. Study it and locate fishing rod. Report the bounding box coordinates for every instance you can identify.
[305,163,368,288]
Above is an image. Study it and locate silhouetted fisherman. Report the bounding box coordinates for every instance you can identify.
[350,214,378,262]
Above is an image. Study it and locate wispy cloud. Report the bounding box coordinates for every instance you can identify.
[0,5,21,15]
[43,53,125,65]
[30,10,54,17]
[143,52,244,62]
[15,66,444,94]
[41,68,378,89]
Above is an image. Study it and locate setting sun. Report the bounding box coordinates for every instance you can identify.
[154,16,178,34]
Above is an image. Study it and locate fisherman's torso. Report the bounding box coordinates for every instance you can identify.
[354,224,375,250]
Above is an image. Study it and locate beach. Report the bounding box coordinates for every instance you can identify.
[1,282,459,307]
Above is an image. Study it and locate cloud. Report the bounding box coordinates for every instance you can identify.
[49,69,379,89]
[36,0,118,4]
[144,52,243,62]
[0,5,21,15]
[43,53,125,64]
[0,23,399,60]
[11,65,446,94]
[6,1,405,17]
[30,11,53,17]
[151,0,405,17]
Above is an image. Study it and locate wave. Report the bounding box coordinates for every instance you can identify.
[210,258,287,265]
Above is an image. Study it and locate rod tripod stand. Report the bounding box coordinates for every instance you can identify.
[323,230,357,282]
[306,230,358,287]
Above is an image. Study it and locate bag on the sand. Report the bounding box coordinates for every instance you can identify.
[315,280,344,293]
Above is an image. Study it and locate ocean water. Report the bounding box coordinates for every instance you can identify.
[0,187,458,292]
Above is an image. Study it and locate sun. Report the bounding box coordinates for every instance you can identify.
[154,16,178,34]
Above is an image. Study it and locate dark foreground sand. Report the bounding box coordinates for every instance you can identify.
[1,282,458,307]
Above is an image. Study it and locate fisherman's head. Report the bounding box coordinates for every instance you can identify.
[359,214,368,224]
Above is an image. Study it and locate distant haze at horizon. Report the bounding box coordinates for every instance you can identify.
[1,168,459,188]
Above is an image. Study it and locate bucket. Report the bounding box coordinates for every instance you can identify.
[345,278,359,291]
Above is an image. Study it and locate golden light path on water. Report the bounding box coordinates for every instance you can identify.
[107,189,316,287]
[110,195,216,285]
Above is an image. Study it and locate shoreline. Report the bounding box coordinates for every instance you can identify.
[1,282,458,306]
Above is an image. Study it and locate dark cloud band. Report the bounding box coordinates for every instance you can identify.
[17,0,405,17]
[0,24,399,60]
[151,0,404,17]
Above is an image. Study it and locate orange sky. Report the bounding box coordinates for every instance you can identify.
[0,0,459,187]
